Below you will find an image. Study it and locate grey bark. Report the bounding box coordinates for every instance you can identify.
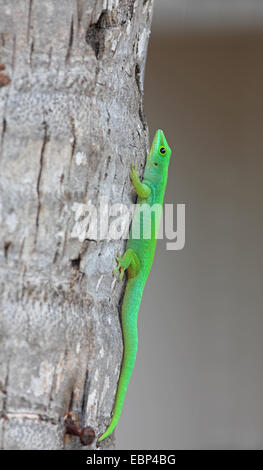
[0,0,153,450]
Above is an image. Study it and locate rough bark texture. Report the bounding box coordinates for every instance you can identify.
[0,0,153,450]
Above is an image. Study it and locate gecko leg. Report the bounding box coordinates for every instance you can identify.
[130,164,151,199]
[113,249,141,280]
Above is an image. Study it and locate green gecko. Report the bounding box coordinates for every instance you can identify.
[99,129,172,442]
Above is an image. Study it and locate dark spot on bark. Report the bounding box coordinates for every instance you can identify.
[0,381,7,394]
[86,10,108,60]
[105,155,111,178]
[71,255,81,270]
[64,414,95,446]
[0,64,6,71]
[106,109,111,135]
[38,414,57,425]
[85,7,121,59]
[0,73,11,87]
[80,426,95,446]
[4,241,11,261]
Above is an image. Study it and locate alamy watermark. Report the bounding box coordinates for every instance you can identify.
[71,197,185,251]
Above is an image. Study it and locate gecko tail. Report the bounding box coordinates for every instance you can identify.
[98,416,119,442]
[98,280,141,442]
[98,332,138,442]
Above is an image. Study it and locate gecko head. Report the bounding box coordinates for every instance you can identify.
[146,129,172,183]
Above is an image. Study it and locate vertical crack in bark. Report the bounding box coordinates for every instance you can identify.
[48,46,53,69]
[68,389,75,414]
[67,114,76,180]
[135,63,141,93]
[0,118,6,157]
[11,34,16,73]
[35,124,48,246]
[52,250,59,264]
[27,0,33,44]
[19,237,25,259]
[61,219,70,260]
[1,359,10,449]
[106,108,111,135]
[138,102,147,131]
[76,0,83,33]
[0,35,15,161]
[128,0,135,19]
[21,264,27,303]
[48,363,58,410]
[80,369,90,428]
[104,155,111,179]
[29,39,34,68]
[134,63,147,131]
[61,108,77,259]
[65,16,74,64]
[1,362,9,415]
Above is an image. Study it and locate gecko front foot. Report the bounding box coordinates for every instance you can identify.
[113,252,125,281]
[130,163,151,199]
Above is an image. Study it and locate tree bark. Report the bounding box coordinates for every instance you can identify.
[0,0,153,450]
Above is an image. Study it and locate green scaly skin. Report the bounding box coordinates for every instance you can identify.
[99,129,172,442]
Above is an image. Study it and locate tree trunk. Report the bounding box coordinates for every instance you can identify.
[0,0,153,450]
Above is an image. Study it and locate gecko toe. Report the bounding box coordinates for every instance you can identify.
[119,267,124,281]
[113,266,120,276]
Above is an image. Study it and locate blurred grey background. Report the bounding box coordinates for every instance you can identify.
[116,0,263,449]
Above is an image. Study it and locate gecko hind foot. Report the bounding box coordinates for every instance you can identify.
[112,249,140,281]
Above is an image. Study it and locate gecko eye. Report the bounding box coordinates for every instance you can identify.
[159,146,166,155]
